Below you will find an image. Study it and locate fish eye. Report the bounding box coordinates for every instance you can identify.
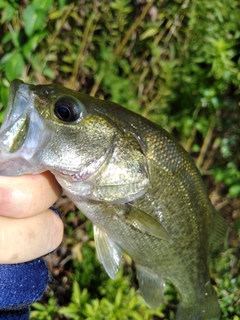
[54,96,82,122]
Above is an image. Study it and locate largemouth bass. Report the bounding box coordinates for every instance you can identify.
[0,80,227,319]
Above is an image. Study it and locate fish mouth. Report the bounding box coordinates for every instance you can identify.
[0,80,50,176]
[0,158,33,175]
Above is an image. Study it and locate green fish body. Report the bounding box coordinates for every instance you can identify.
[0,80,227,319]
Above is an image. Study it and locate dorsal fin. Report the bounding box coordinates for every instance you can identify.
[94,225,122,279]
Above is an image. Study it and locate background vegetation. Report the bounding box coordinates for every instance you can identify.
[0,0,239,319]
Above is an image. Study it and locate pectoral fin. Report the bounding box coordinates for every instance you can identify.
[121,205,171,241]
[94,225,122,279]
[136,264,165,309]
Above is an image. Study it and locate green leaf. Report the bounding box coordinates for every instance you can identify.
[31,302,46,311]
[8,28,20,48]
[23,31,48,59]
[72,281,81,305]
[28,53,43,73]
[32,0,53,11]
[3,51,25,81]
[128,310,145,320]
[43,67,56,79]
[58,0,66,8]
[140,28,159,40]
[0,0,7,9]
[58,304,81,319]
[0,80,9,112]
[114,289,123,307]
[229,184,240,198]
[22,5,47,37]
[0,2,16,23]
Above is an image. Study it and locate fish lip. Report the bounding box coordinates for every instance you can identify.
[0,157,34,175]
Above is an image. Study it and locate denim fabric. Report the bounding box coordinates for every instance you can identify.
[0,258,49,319]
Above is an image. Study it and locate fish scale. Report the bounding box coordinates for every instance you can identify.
[0,79,228,320]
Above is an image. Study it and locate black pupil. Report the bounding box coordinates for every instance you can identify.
[54,97,81,122]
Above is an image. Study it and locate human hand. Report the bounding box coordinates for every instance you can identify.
[0,172,63,264]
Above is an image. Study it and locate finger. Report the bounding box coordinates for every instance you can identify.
[0,172,62,218]
[0,209,64,263]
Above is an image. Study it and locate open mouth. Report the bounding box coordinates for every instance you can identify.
[0,80,51,176]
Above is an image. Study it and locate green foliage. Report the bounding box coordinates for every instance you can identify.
[22,0,54,37]
[31,292,59,319]
[0,0,59,82]
[212,248,240,319]
[213,162,240,198]
[58,271,165,320]
[0,0,239,318]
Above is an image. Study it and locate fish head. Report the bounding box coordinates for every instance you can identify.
[0,79,117,178]
[0,80,149,202]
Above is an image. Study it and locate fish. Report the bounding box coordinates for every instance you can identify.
[0,79,227,319]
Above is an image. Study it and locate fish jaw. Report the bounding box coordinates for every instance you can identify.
[0,80,51,175]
